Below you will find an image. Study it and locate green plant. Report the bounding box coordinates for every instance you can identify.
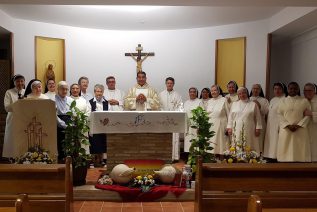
[187,106,215,172]
[62,101,90,168]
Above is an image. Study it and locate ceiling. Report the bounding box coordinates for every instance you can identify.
[0,0,316,30]
[0,5,284,30]
[0,0,317,6]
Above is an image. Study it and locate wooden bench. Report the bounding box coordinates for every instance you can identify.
[0,157,73,212]
[247,194,317,212]
[195,157,317,212]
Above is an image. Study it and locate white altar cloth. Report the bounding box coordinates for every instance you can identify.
[89,111,187,134]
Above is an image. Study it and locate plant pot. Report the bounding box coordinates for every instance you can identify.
[73,165,88,186]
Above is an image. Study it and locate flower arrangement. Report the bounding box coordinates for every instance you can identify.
[98,175,113,185]
[223,122,265,163]
[16,146,54,164]
[130,174,155,192]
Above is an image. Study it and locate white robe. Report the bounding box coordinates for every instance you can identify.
[227,100,262,153]
[159,89,183,160]
[103,89,125,111]
[250,96,269,152]
[308,95,317,161]
[70,96,90,154]
[159,90,183,111]
[81,92,93,102]
[26,93,49,99]
[225,93,239,110]
[3,88,25,157]
[124,83,160,111]
[263,96,284,159]
[70,96,89,115]
[184,98,202,152]
[201,99,210,110]
[45,91,56,101]
[277,96,311,162]
[206,96,230,154]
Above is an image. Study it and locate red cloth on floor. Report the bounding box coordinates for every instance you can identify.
[95,184,186,201]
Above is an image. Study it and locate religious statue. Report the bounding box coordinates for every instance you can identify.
[125,44,155,73]
[44,61,56,82]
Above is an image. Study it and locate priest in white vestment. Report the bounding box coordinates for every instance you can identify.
[207,85,230,155]
[277,82,311,162]
[104,76,125,111]
[225,80,239,109]
[304,83,317,162]
[3,74,25,158]
[250,84,269,153]
[124,71,160,111]
[227,87,262,154]
[184,87,202,153]
[78,76,93,102]
[159,77,183,160]
[263,83,286,160]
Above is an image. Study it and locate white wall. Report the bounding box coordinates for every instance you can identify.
[0,11,270,99]
[271,27,317,92]
[0,9,13,32]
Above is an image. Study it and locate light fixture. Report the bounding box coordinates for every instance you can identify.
[80,5,163,12]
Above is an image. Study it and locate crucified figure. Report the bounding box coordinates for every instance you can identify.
[125,44,155,73]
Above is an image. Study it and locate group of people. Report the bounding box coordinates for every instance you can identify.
[3,71,317,165]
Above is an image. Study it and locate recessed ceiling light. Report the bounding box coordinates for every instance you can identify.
[80,5,163,12]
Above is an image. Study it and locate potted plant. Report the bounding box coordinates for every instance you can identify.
[187,106,215,173]
[63,101,90,186]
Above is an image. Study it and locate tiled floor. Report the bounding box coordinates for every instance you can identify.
[73,201,194,212]
[76,167,194,211]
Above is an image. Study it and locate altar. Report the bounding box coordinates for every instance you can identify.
[89,111,187,170]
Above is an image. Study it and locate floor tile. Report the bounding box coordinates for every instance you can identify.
[180,202,194,207]
[121,207,142,212]
[162,206,184,212]
[142,202,162,207]
[101,207,122,212]
[83,201,104,207]
[102,202,123,207]
[143,207,163,212]
[80,206,103,212]
[161,202,182,207]
[122,202,142,207]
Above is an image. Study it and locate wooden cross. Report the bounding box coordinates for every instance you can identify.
[125,44,155,73]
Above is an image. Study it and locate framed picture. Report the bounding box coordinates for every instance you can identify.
[35,36,65,87]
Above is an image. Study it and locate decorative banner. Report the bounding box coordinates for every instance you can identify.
[89,111,187,134]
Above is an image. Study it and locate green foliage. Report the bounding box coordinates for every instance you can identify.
[62,100,90,168]
[187,106,215,172]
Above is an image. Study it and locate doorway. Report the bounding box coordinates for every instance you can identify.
[0,26,13,157]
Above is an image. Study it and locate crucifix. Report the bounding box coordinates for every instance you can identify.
[125,44,155,73]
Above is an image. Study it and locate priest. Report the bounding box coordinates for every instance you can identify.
[159,77,183,160]
[124,71,160,111]
[104,76,125,111]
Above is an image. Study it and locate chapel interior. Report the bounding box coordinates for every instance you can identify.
[1,0,317,212]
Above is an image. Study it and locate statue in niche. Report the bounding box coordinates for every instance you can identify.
[44,61,56,82]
